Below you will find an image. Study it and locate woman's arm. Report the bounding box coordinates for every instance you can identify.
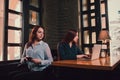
[58,43,76,60]
[20,43,27,63]
[31,44,53,65]
[76,46,83,54]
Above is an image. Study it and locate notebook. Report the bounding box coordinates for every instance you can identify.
[78,44,101,60]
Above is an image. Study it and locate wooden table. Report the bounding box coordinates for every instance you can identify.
[52,56,120,70]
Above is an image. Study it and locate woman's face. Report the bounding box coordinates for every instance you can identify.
[73,32,78,43]
[36,27,44,41]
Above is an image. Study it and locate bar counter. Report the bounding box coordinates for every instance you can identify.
[52,55,120,70]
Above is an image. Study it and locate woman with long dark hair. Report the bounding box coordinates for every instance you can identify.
[57,29,88,60]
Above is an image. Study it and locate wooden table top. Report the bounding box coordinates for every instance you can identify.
[52,56,120,70]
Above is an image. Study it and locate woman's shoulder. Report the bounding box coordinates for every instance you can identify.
[40,41,49,46]
[58,42,68,47]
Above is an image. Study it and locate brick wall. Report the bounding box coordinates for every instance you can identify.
[42,0,79,49]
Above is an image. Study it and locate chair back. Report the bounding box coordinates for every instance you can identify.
[57,43,60,60]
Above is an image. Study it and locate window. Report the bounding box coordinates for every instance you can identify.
[0,0,4,61]
[79,0,109,53]
[29,10,39,25]
[2,0,23,61]
[0,0,42,61]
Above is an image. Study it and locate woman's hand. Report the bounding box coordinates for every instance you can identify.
[31,58,41,64]
[24,57,41,64]
[23,57,29,61]
[26,57,32,61]
[77,54,90,59]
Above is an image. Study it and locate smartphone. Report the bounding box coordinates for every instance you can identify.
[26,57,32,61]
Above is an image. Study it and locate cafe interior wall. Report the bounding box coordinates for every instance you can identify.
[108,0,120,58]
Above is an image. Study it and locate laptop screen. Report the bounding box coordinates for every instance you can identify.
[91,44,101,60]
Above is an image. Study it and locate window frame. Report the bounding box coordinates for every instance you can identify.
[79,0,109,53]
[2,0,42,61]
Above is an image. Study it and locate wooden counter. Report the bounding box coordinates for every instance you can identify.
[52,56,120,70]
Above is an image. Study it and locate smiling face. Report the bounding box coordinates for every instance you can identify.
[36,27,44,41]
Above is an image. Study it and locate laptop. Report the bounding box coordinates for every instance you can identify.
[78,44,101,60]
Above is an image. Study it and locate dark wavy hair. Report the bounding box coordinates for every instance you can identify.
[62,29,78,44]
[27,25,44,48]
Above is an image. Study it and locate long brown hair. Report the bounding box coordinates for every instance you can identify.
[62,29,78,44]
[27,25,44,48]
